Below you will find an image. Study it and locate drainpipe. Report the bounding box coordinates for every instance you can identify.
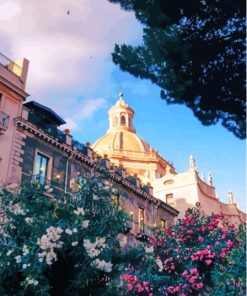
[64,153,74,193]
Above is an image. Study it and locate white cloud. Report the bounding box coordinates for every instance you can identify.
[59,97,106,132]
[0,1,21,21]
[0,0,142,97]
[0,0,142,128]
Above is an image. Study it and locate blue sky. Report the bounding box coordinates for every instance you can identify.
[0,0,245,210]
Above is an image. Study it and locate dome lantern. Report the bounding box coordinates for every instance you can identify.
[107,93,135,134]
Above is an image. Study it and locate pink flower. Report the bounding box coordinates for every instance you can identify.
[190,268,198,275]
[167,286,174,293]
[182,270,188,277]
[189,277,196,284]
[128,284,133,291]
[206,259,212,265]
[137,283,144,293]
[148,294,153,296]
[220,252,226,258]
[235,282,241,287]
[196,282,203,289]
[198,236,204,243]
[215,241,220,246]
[226,240,234,247]
[174,286,180,292]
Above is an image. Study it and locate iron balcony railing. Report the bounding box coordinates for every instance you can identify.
[0,111,9,132]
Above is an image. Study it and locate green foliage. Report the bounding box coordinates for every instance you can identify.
[0,175,130,295]
[210,224,246,296]
[108,0,246,139]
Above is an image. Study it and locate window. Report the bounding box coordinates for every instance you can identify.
[138,207,144,232]
[120,115,126,126]
[34,153,49,184]
[166,193,174,206]
[160,219,167,231]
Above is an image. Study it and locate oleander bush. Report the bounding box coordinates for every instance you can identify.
[0,174,130,296]
[118,205,246,296]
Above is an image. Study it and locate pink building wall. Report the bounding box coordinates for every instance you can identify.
[0,55,29,185]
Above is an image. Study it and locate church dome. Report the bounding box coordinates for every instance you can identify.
[92,93,174,182]
[92,93,152,156]
[93,130,151,155]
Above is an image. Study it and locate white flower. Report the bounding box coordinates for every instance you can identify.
[82,220,90,228]
[91,258,113,273]
[22,245,29,256]
[56,241,64,248]
[74,207,85,216]
[6,250,13,256]
[26,277,39,286]
[83,237,107,258]
[156,258,163,272]
[12,204,25,215]
[112,188,118,194]
[72,241,78,246]
[46,250,57,265]
[65,228,73,235]
[25,217,33,224]
[72,228,78,233]
[15,255,21,263]
[22,263,30,269]
[93,194,100,200]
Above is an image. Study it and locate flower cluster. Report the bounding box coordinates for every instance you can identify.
[191,246,215,265]
[91,258,113,273]
[122,274,153,295]
[74,207,85,216]
[25,276,38,286]
[37,226,63,265]
[11,203,25,215]
[83,237,107,258]
[121,207,245,295]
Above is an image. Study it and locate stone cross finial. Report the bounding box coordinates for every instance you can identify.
[119,92,124,99]
[207,172,213,186]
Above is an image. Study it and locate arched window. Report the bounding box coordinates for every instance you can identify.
[121,115,126,126]
[113,116,118,127]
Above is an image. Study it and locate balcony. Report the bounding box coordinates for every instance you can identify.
[0,111,9,134]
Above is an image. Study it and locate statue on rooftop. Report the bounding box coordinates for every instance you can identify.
[228,190,234,204]
[207,172,213,186]
[189,155,195,170]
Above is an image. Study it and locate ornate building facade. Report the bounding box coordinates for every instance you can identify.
[93,94,246,225]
